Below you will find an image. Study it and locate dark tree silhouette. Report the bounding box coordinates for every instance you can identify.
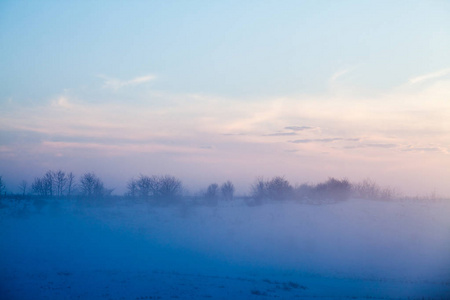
[137,175,153,198]
[312,177,351,201]
[18,180,27,196]
[251,176,293,202]
[31,170,75,197]
[220,181,235,201]
[205,183,219,199]
[266,176,293,200]
[251,177,267,204]
[127,175,159,198]
[54,170,67,197]
[126,174,182,201]
[352,178,396,200]
[79,173,105,197]
[204,183,219,205]
[156,175,182,201]
[66,172,76,197]
[31,177,44,196]
[43,170,54,196]
[32,171,54,196]
[0,176,6,198]
[126,178,138,197]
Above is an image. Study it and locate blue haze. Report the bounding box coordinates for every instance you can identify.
[1,198,449,299]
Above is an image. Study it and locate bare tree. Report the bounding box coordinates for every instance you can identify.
[137,175,153,198]
[66,172,76,197]
[0,176,6,198]
[43,170,54,196]
[251,177,267,204]
[80,173,105,197]
[127,174,181,201]
[32,177,44,196]
[126,178,138,197]
[266,176,293,200]
[352,178,380,199]
[251,176,293,202]
[204,183,219,205]
[32,171,54,197]
[52,170,68,197]
[156,175,182,201]
[220,181,235,201]
[205,183,219,199]
[18,180,27,196]
[352,178,397,200]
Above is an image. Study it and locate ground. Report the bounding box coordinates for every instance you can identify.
[1,196,449,299]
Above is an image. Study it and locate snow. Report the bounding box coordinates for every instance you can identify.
[1,197,449,299]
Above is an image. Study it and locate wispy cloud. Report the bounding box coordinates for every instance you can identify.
[51,96,75,109]
[329,65,360,83]
[402,145,448,154]
[100,74,156,90]
[330,69,350,82]
[342,143,399,150]
[408,68,450,85]
[261,126,317,137]
[284,126,314,131]
[222,133,247,136]
[403,147,439,152]
[290,137,360,145]
[290,138,343,144]
[264,132,297,137]
[364,143,397,149]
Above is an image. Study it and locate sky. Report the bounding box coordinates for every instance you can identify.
[1,0,450,196]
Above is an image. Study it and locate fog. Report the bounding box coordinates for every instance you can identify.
[1,196,449,299]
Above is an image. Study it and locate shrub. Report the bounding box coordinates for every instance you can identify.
[251,177,267,204]
[352,178,398,200]
[293,178,351,202]
[127,174,182,202]
[312,177,351,201]
[251,176,293,202]
[266,176,293,200]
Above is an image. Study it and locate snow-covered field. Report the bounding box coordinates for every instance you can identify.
[1,197,449,299]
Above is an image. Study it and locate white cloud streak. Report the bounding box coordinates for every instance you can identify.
[330,69,351,82]
[100,74,156,90]
[329,65,361,83]
[408,68,450,85]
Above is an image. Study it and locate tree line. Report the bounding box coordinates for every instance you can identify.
[0,171,397,202]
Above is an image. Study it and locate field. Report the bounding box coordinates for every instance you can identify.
[1,196,449,299]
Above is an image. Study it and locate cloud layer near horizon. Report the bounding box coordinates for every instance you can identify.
[1,70,449,195]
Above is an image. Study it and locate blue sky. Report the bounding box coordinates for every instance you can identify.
[1,0,450,195]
